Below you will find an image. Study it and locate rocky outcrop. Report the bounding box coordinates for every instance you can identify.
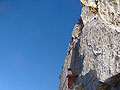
[96,73,120,90]
[59,0,120,90]
[81,0,120,32]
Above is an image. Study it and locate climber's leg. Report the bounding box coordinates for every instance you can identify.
[68,75,70,88]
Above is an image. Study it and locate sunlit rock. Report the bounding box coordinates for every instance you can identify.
[59,0,120,90]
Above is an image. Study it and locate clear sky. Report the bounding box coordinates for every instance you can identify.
[0,0,81,90]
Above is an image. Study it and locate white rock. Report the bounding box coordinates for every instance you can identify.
[59,0,120,90]
[81,0,97,8]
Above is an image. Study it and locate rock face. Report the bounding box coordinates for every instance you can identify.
[59,0,120,90]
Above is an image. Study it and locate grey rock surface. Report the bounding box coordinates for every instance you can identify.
[59,0,120,90]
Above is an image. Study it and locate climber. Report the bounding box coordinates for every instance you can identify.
[66,68,78,88]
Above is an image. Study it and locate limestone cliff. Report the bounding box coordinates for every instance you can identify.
[59,0,120,90]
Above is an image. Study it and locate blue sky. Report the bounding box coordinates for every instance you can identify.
[0,0,81,90]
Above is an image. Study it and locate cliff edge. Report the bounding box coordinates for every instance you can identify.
[59,0,120,90]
